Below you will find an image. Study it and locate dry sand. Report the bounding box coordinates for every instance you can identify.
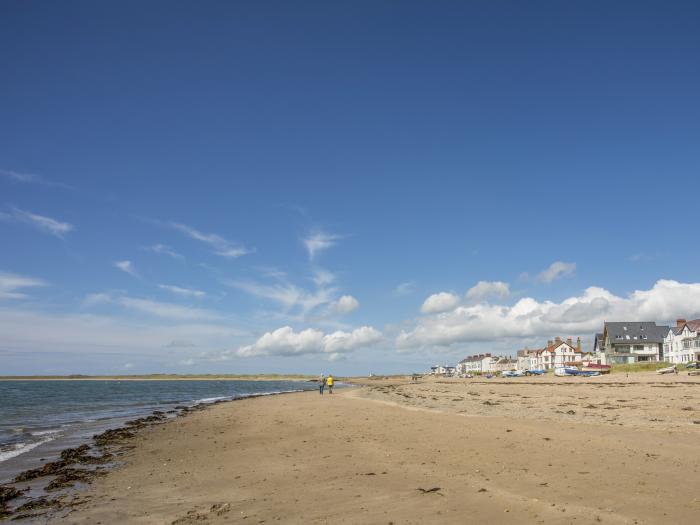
[56,373,700,524]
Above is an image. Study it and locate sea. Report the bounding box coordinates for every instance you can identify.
[0,379,317,483]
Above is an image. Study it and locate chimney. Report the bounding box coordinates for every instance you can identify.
[576,336,581,352]
[547,340,553,350]
[555,336,562,344]
[566,337,573,347]
[485,353,491,357]
[677,319,686,328]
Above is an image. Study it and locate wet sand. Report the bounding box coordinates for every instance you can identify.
[49,373,700,524]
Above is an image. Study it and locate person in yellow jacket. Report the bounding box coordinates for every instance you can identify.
[326,374,334,394]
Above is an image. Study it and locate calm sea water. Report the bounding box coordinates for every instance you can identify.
[0,379,316,481]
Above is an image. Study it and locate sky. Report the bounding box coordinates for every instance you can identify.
[1,1,700,375]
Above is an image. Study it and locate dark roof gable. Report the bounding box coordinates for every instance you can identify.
[603,322,668,344]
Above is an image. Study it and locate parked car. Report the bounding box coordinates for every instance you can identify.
[685,361,699,369]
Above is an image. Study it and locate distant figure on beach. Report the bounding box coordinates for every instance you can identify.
[319,375,326,395]
[327,375,334,394]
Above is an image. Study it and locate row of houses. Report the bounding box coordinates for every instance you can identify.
[430,318,700,376]
[594,319,700,365]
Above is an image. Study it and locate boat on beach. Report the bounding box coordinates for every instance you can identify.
[582,363,611,374]
[554,367,600,377]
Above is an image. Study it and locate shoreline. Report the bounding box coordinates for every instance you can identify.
[0,388,314,521]
[3,374,699,523]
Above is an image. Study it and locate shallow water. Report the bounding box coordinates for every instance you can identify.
[0,379,316,481]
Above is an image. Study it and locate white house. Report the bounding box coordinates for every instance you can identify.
[516,348,540,371]
[430,365,456,376]
[535,337,583,370]
[493,357,518,372]
[664,319,700,364]
[456,354,495,374]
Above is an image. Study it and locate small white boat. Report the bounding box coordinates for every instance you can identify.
[554,366,579,377]
[656,365,677,375]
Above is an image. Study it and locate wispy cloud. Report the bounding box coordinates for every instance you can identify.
[0,271,47,300]
[169,222,253,259]
[158,284,206,298]
[145,244,184,260]
[394,281,416,296]
[113,260,138,277]
[84,290,219,320]
[536,261,576,284]
[312,268,336,287]
[1,207,73,238]
[303,231,340,260]
[226,279,337,315]
[118,297,219,320]
[0,169,70,189]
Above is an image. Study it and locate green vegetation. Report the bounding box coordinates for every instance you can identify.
[610,362,673,373]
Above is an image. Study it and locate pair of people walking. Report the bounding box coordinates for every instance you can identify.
[318,374,334,395]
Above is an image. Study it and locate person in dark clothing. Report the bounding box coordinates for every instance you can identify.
[319,375,326,395]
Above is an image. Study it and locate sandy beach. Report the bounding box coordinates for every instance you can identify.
[37,373,700,524]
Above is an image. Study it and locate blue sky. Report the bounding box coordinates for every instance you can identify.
[1,1,699,375]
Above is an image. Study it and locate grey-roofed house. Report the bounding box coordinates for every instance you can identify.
[601,322,669,364]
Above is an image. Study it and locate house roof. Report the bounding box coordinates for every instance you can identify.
[604,322,669,344]
[683,319,700,332]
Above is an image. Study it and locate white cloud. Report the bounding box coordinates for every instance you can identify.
[178,358,195,366]
[333,295,359,315]
[0,272,46,300]
[158,284,206,298]
[394,281,416,296]
[114,260,138,277]
[420,292,460,314]
[2,207,73,238]
[322,326,383,354]
[145,244,184,260]
[303,231,340,260]
[398,279,700,350]
[466,281,510,301]
[536,261,576,283]
[124,363,134,369]
[236,325,382,357]
[169,222,253,259]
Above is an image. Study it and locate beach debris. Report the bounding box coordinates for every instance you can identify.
[417,487,442,494]
[478,488,488,492]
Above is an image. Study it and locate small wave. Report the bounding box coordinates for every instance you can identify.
[195,396,231,404]
[0,438,52,463]
[31,429,61,437]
